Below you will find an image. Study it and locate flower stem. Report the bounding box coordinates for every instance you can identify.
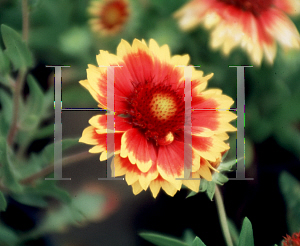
[6,69,26,146]
[6,0,29,145]
[20,151,91,185]
[215,185,234,246]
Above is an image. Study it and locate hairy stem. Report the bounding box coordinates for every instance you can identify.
[6,0,29,145]
[20,151,91,185]
[215,185,234,246]
[6,69,26,146]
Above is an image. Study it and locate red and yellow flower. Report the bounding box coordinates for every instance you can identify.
[79,38,236,198]
[283,231,300,246]
[174,0,300,66]
[88,0,129,36]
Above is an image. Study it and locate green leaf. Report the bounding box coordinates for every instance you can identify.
[0,47,10,75]
[238,217,254,246]
[221,149,229,162]
[183,229,196,245]
[19,114,39,131]
[38,191,106,233]
[11,192,48,208]
[17,138,78,180]
[192,237,206,246]
[0,90,13,125]
[0,113,10,138]
[199,179,208,192]
[1,24,33,70]
[279,171,300,233]
[0,191,7,211]
[206,181,216,201]
[33,124,54,140]
[25,74,45,114]
[0,223,19,246]
[39,138,80,164]
[19,74,45,132]
[12,180,71,208]
[218,157,243,172]
[0,137,22,192]
[213,172,229,186]
[139,232,189,246]
[227,219,240,246]
[186,191,197,199]
[31,180,71,204]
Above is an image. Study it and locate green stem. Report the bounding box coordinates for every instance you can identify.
[6,0,29,145]
[215,185,234,246]
[20,151,91,185]
[6,69,26,146]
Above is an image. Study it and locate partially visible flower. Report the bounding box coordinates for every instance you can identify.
[88,0,129,36]
[174,0,300,66]
[79,38,236,198]
[283,231,300,246]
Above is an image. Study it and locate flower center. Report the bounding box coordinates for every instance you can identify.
[150,93,177,121]
[100,1,128,29]
[219,0,273,16]
[126,81,185,145]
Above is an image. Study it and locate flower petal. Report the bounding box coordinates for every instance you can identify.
[120,128,154,172]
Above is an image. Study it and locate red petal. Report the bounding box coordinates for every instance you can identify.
[120,128,155,172]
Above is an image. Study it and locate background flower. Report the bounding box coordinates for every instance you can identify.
[174,0,300,65]
[283,231,300,246]
[88,0,130,36]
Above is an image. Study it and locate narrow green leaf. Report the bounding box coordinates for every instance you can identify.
[0,137,22,192]
[279,172,300,233]
[183,230,196,245]
[206,182,215,201]
[1,24,33,70]
[199,179,208,192]
[0,47,10,75]
[11,193,48,208]
[18,74,45,132]
[0,191,7,211]
[139,232,189,246]
[192,237,206,246]
[19,114,39,131]
[186,191,197,199]
[238,217,254,246]
[213,172,229,185]
[33,124,54,140]
[41,87,54,119]
[0,223,19,245]
[31,180,71,204]
[221,149,229,162]
[39,138,80,165]
[0,90,13,125]
[26,74,44,114]
[218,157,243,172]
[0,113,10,138]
